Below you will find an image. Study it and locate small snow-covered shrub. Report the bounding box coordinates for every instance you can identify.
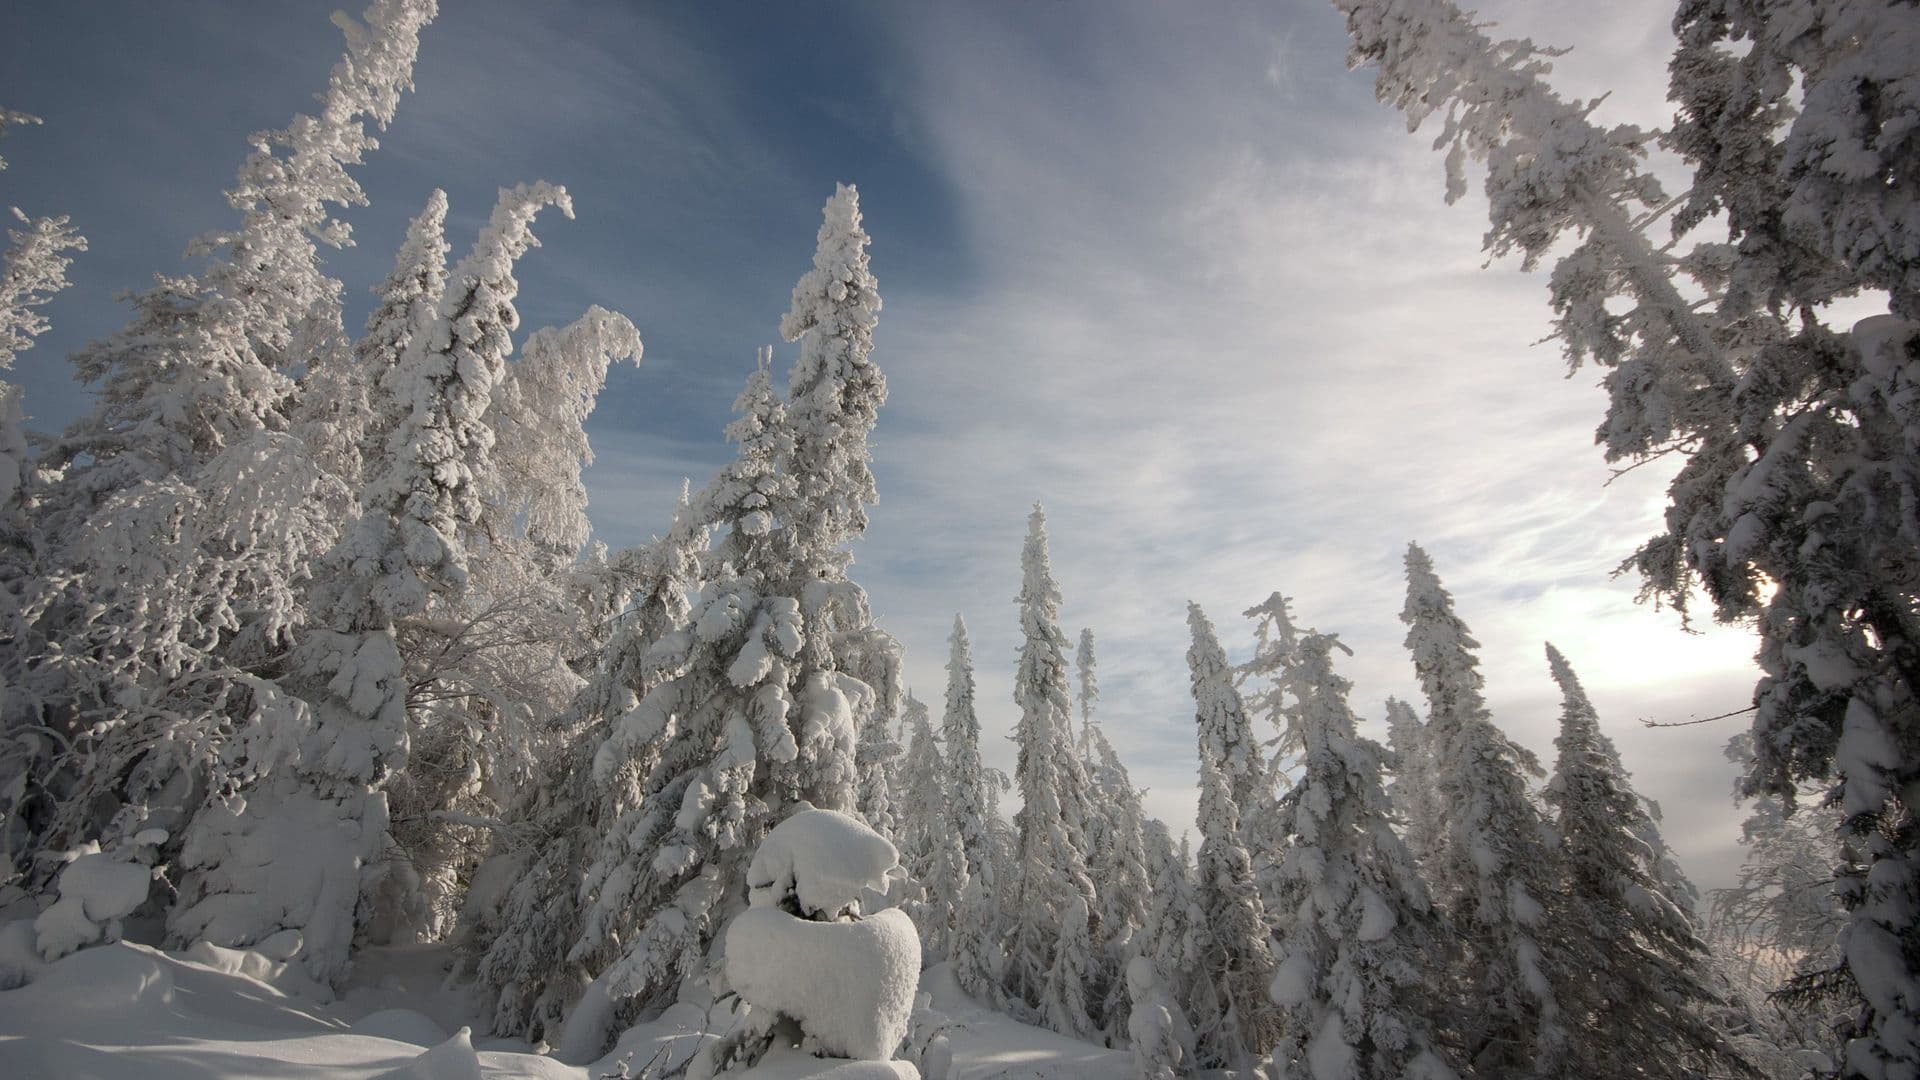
[695,807,921,1077]
[33,832,162,961]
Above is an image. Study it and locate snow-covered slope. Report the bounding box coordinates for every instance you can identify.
[0,931,1128,1079]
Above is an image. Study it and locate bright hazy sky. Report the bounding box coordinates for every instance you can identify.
[3,0,1763,889]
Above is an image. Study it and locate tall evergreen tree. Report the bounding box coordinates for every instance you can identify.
[1239,590,1306,923]
[1401,543,1567,1076]
[1071,627,1153,1044]
[1383,696,1444,869]
[942,613,1001,1004]
[1542,643,1741,1077]
[170,182,572,987]
[464,461,709,1043]
[0,112,85,509]
[1267,627,1457,1080]
[1128,817,1201,1080]
[1336,0,1920,1066]
[896,692,967,962]
[2,0,436,903]
[567,187,892,1051]
[1186,602,1283,1073]
[1003,504,1098,1037]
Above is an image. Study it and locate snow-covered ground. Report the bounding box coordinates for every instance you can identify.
[0,930,1128,1079]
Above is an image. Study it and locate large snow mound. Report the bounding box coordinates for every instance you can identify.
[725,906,919,1061]
[747,808,897,918]
[33,842,154,959]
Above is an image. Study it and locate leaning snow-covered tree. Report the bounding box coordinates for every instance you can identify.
[1266,624,1457,1080]
[1382,696,1444,870]
[1336,0,1920,1069]
[1075,632,1153,1048]
[1401,543,1567,1076]
[565,185,894,1054]
[170,182,574,987]
[1186,601,1283,1073]
[377,303,641,945]
[2,0,436,904]
[1541,642,1742,1079]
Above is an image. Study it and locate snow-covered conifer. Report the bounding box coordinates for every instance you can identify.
[1543,643,1740,1077]
[296,188,448,513]
[1266,627,1456,1080]
[2,0,434,900]
[464,495,710,1043]
[1128,818,1201,1080]
[941,614,1001,1003]
[1001,505,1098,1035]
[0,109,85,543]
[896,692,966,960]
[1073,629,1152,1045]
[1238,590,1307,922]
[1383,696,1444,869]
[44,0,436,515]
[169,183,570,986]
[568,188,893,1049]
[1400,544,1566,1075]
[1082,725,1152,1046]
[853,664,903,843]
[1339,0,1920,1066]
[777,182,884,567]
[1185,602,1282,1072]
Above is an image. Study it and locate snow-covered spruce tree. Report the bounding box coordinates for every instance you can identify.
[1382,696,1445,870]
[1542,642,1741,1078]
[1338,0,1920,1068]
[463,479,711,1044]
[0,111,87,884]
[1400,544,1566,1076]
[1002,504,1099,1039]
[1074,630,1153,1046]
[896,691,967,960]
[1267,627,1456,1080]
[853,654,903,844]
[376,303,642,944]
[567,187,894,1051]
[0,114,86,508]
[301,188,448,524]
[1129,817,1202,1080]
[1710,734,1849,1058]
[169,183,572,987]
[1186,602,1283,1072]
[942,613,1003,1004]
[1084,734,1153,1046]
[1238,591,1307,923]
[3,0,435,894]
[42,0,435,525]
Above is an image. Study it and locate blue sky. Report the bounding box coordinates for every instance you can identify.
[3,0,1762,887]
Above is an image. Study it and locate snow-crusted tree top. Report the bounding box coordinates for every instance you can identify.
[778,183,885,558]
[746,807,899,920]
[1,208,87,371]
[1400,542,1491,729]
[1076,628,1097,724]
[0,108,42,170]
[1186,602,1260,792]
[337,182,572,625]
[197,0,438,366]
